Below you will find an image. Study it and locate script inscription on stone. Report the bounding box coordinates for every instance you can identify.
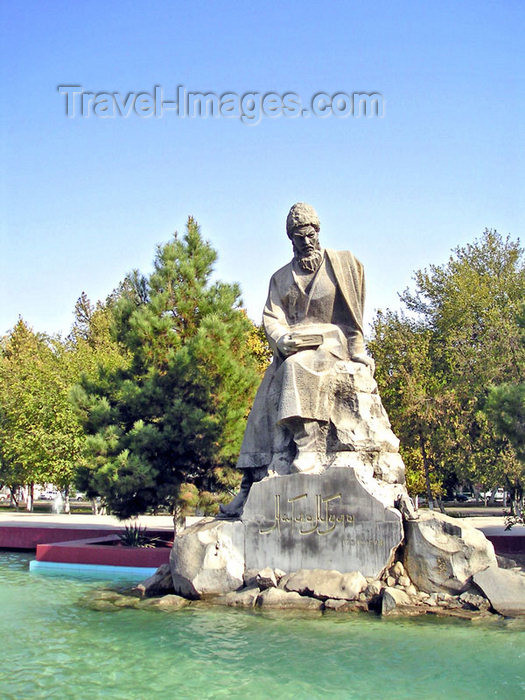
[242,469,403,578]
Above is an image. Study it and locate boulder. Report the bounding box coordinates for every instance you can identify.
[134,563,174,598]
[215,587,259,608]
[81,589,126,612]
[324,598,351,611]
[324,598,368,612]
[392,561,405,578]
[473,565,525,617]
[496,554,518,570]
[459,591,490,611]
[256,567,278,589]
[255,587,323,610]
[170,518,245,598]
[243,569,259,587]
[381,587,412,615]
[403,511,497,594]
[139,594,190,611]
[364,580,383,598]
[112,595,141,609]
[284,569,367,601]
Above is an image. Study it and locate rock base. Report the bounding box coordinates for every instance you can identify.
[86,552,524,620]
[170,518,245,598]
[167,473,524,617]
[403,510,498,594]
[170,468,405,596]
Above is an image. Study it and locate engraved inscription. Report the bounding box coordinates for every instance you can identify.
[259,491,354,536]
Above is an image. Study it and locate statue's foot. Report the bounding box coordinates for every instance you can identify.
[291,452,324,474]
[216,480,252,520]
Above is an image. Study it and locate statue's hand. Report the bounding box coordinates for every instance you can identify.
[351,353,375,374]
[277,333,300,356]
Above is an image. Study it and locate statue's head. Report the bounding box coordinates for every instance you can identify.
[286,203,322,272]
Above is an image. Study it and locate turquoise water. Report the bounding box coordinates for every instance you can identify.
[1,552,524,700]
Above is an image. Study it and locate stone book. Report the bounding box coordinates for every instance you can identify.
[292,333,323,349]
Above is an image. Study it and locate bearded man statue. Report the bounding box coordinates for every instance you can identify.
[219,202,382,519]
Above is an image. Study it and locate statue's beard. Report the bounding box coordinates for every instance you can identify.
[296,249,323,272]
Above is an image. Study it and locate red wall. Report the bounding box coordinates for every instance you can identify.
[35,535,171,568]
[0,526,125,550]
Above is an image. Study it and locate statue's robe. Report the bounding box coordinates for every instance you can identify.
[237,248,366,470]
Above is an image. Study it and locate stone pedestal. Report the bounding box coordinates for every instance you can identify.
[170,468,404,596]
[242,468,403,579]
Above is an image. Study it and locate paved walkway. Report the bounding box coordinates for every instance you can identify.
[1,510,522,535]
[0,511,175,531]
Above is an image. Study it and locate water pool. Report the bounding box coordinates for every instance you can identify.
[1,551,524,699]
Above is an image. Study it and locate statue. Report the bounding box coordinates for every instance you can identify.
[220,203,404,519]
[171,205,514,612]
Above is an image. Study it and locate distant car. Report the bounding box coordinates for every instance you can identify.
[39,491,59,500]
[454,494,470,502]
[74,492,86,501]
[481,489,506,503]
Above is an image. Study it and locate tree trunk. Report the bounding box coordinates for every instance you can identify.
[9,487,19,511]
[487,484,499,507]
[508,480,523,518]
[419,432,434,510]
[172,503,182,538]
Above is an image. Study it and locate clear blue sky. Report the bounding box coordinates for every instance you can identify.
[1,1,524,338]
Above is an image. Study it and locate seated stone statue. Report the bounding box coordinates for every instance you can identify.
[220,203,404,518]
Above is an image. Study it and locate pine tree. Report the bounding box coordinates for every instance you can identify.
[72,218,262,519]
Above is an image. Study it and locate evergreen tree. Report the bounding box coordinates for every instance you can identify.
[71,218,262,520]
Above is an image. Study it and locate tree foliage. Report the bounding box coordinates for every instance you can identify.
[369,230,525,508]
[0,293,130,506]
[484,303,525,512]
[71,218,263,519]
[0,320,83,496]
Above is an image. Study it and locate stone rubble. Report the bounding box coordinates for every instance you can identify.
[83,553,523,620]
[256,567,278,589]
[284,569,367,601]
[81,479,525,620]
